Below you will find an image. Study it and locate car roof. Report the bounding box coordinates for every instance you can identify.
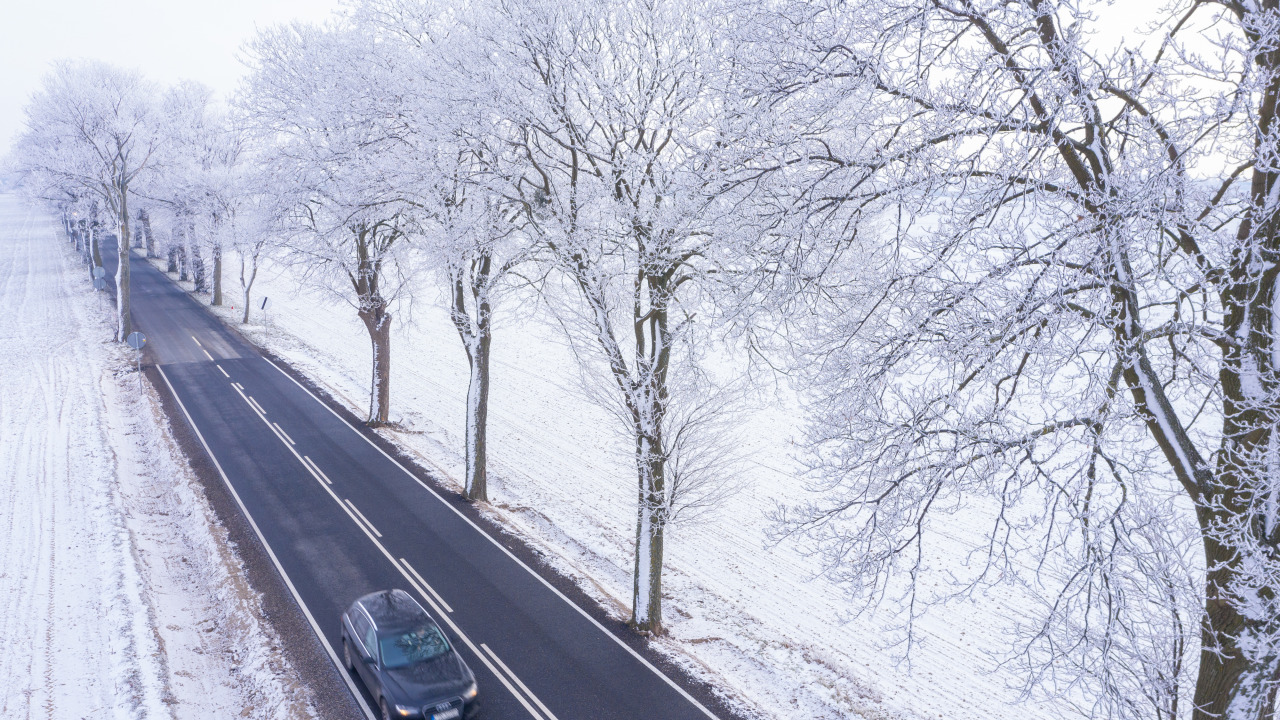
[356,589,433,633]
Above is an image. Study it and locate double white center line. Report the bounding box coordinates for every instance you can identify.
[223,371,558,720]
[345,499,381,537]
[302,456,332,485]
[482,644,560,720]
[191,335,216,362]
[248,397,267,416]
[401,559,452,613]
[274,422,295,445]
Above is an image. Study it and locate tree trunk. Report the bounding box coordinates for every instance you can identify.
[90,228,102,278]
[1191,307,1280,720]
[1191,540,1261,720]
[631,429,668,636]
[178,243,189,282]
[193,254,207,293]
[629,272,672,636]
[1188,28,1280,713]
[139,208,155,258]
[359,303,392,426]
[115,191,132,342]
[450,260,495,503]
[167,245,178,273]
[211,244,223,305]
[464,327,491,502]
[240,254,258,324]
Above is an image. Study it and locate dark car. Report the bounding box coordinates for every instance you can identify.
[341,589,479,720]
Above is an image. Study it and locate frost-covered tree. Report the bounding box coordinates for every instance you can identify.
[764,1,1280,718]
[355,0,533,502]
[243,20,421,426]
[148,82,248,307]
[431,158,527,503]
[136,206,157,258]
[486,0,766,634]
[226,164,286,325]
[12,61,163,341]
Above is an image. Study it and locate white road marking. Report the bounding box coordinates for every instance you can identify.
[262,356,721,719]
[216,365,229,378]
[233,390,295,452]
[482,643,560,720]
[202,348,215,362]
[235,401,548,720]
[191,335,202,347]
[344,499,381,538]
[231,385,267,422]
[155,366,376,720]
[410,582,544,720]
[399,559,453,613]
[303,456,332,485]
[273,422,295,445]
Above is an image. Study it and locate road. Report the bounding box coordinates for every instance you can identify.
[98,238,733,720]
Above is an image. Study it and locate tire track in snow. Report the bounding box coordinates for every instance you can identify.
[0,196,318,720]
[0,196,163,719]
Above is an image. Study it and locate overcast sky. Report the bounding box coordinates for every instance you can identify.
[0,1,1163,160]
[1,0,342,153]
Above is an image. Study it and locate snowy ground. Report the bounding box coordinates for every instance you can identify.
[154,253,1071,720]
[0,195,314,720]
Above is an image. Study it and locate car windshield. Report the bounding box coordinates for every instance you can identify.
[379,625,450,669]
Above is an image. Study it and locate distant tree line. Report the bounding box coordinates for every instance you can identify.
[12,2,1280,718]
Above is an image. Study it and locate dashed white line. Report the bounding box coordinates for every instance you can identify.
[216,364,229,378]
[232,406,546,717]
[191,335,202,347]
[400,558,453,613]
[262,356,720,719]
[303,456,332,485]
[413,591,544,720]
[273,422,295,445]
[482,643,560,720]
[344,499,382,538]
[230,384,254,410]
[155,366,376,720]
[233,402,550,720]
[231,384,267,420]
[204,356,695,720]
[202,348,215,362]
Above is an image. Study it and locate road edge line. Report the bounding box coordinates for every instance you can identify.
[156,365,377,720]
[263,356,721,720]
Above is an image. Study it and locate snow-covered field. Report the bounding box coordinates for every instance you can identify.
[160,252,1072,720]
[0,195,313,720]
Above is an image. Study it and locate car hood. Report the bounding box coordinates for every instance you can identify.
[383,652,473,703]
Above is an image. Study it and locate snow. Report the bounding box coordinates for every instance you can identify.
[0,194,314,719]
[163,250,1078,720]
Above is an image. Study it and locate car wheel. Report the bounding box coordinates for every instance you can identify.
[380,699,392,720]
[343,639,354,671]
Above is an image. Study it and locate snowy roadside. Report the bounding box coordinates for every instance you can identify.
[0,194,314,720]
[150,253,1067,720]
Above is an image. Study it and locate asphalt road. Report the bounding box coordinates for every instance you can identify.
[97,238,734,720]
